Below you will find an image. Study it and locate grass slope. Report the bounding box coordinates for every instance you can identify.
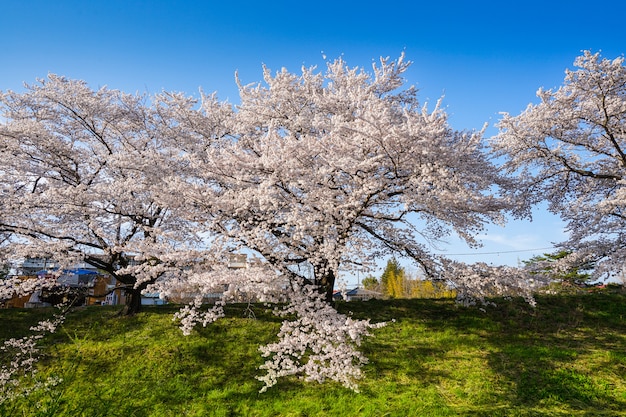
[1,290,626,416]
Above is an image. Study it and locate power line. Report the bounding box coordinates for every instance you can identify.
[438,246,556,256]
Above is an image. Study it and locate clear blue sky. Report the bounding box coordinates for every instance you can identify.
[2,0,625,276]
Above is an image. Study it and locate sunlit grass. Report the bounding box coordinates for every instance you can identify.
[1,290,626,416]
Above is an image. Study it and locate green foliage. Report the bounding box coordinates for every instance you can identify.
[524,250,594,284]
[1,291,626,416]
[379,258,456,299]
[360,275,379,291]
[409,280,457,299]
[380,258,406,298]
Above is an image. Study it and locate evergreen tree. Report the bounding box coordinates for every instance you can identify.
[380,258,406,298]
[523,250,594,284]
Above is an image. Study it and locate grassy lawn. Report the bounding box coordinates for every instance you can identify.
[1,289,625,416]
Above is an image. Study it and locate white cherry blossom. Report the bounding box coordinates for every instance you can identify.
[492,51,626,279]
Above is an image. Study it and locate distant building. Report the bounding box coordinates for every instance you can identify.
[333,287,383,301]
[3,258,126,308]
[18,258,59,275]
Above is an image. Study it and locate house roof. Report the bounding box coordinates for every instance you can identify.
[345,288,381,296]
[36,268,98,276]
[333,287,383,298]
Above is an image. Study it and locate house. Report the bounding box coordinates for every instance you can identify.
[140,292,167,305]
[1,258,127,308]
[34,268,123,307]
[333,287,383,301]
[18,258,59,275]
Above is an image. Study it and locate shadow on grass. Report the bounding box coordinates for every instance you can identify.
[357,292,626,415]
[3,293,626,416]
[480,292,626,413]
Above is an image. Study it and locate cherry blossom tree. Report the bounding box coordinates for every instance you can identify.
[0,75,221,314]
[0,55,539,393]
[179,55,513,302]
[159,55,533,391]
[492,51,626,279]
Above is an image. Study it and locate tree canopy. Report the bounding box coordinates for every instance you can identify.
[176,55,512,302]
[380,258,405,298]
[0,75,211,314]
[493,51,626,279]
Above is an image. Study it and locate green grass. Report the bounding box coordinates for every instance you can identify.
[1,290,626,416]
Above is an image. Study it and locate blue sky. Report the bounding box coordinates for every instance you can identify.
[2,0,625,278]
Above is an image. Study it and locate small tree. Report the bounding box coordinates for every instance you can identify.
[409,279,456,299]
[380,258,406,298]
[361,275,380,291]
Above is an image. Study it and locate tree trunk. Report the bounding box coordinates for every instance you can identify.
[317,268,336,303]
[121,286,143,316]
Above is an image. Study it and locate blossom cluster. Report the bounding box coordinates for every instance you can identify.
[163,262,289,334]
[0,275,57,301]
[256,284,386,392]
[443,261,548,307]
[0,313,65,403]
